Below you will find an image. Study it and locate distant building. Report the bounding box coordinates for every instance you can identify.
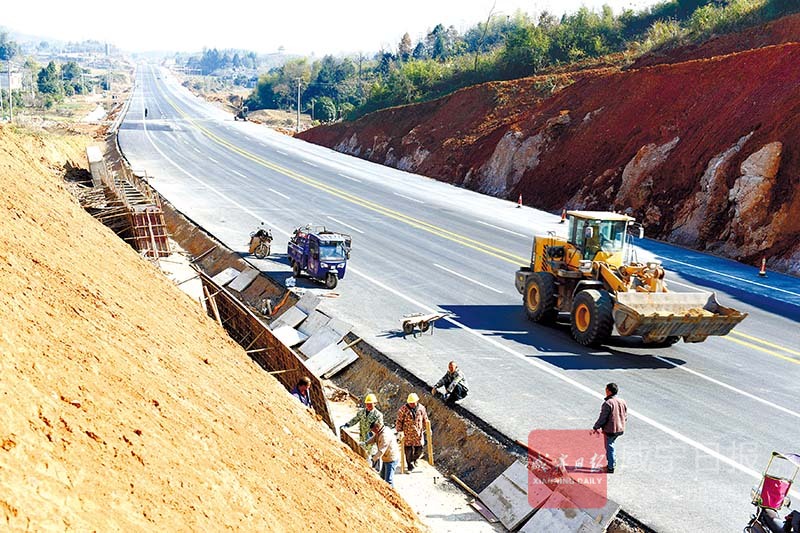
[0,71,23,91]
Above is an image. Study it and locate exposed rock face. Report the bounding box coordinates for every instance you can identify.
[616,137,679,213]
[299,32,800,275]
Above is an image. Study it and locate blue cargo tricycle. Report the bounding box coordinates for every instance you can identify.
[287,224,352,289]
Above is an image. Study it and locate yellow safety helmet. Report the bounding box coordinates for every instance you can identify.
[407,393,419,404]
[364,393,377,404]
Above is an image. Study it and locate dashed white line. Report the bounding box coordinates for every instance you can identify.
[268,188,290,200]
[338,173,362,183]
[302,160,318,168]
[231,170,248,179]
[276,150,288,156]
[327,216,364,234]
[477,220,527,238]
[192,147,201,153]
[208,157,218,164]
[433,264,503,294]
[393,192,425,204]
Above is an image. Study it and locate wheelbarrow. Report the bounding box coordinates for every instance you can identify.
[401,312,450,336]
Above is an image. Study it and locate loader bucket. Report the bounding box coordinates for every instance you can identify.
[612,291,747,343]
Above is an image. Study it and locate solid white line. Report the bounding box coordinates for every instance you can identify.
[655,355,800,419]
[140,82,776,494]
[268,188,290,201]
[433,263,503,294]
[394,192,425,204]
[208,157,218,164]
[338,173,362,183]
[660,256,800,299]
[231,169,248,179]
[477,220,528,238]
[327,216,364,234]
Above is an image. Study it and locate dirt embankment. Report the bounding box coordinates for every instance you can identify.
[298,14,800,275]
[0,123,423,531]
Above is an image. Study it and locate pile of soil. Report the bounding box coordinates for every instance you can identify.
[298,14,800,275]
[0,124,423,531]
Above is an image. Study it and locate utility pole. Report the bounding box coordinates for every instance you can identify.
[8,59,13,122]
[296,77,302,132]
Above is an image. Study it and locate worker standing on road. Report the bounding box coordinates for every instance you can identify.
[396,393,428,472]
[431,361,469,405]
[365,420,401,487]
[591,382,627,474]
[290,376,312,409]
[341,393,383,466]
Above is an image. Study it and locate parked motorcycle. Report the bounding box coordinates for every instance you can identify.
[249,224,273,259]
[745,452,800,533]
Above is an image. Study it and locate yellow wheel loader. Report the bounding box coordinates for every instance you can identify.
[514,211,746,346]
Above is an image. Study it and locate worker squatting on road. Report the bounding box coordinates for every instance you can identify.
[396,393,429,472]
[365,420,401,487]
[341,393,384,462]
[431,361,469,405]
[591,382,628,474]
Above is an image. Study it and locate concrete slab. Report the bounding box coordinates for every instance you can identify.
[211,267,239,286]
[271,325,308,348]
[297,310,331,337]
[478,461,538,530]
[271,307,307,330]
[299,325,346,358]
[295,292,321,314]
[305,344,358,378]
[327,317,352,336]
[227,268,259,292]
[518,492,602,533]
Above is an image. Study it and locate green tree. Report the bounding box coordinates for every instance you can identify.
[315,96,336,122]
[499,22,550,78]
[0,32,19,61]
[37,61,62,95]
[398,33,413,62]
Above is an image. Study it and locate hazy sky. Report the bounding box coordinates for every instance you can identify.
[5,0,663,56]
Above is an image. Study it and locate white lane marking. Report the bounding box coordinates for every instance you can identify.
[656,354,800,419]
[327,216,364,234]
[192,147,201,153]
[477,220,527,238]
[276,150,288,156]
[660,256,800,299]
[268,188,290,201]
[302,160,318,168]
[208,157,218,164]
[231,169,248,179]
[140,86,779,494]
[349,265,765,485]
[433,264,503,294]
[338,173,362,183]
[394,192,425,204]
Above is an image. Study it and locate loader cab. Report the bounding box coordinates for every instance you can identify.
[567,211,633,265]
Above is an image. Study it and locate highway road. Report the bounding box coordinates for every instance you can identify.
[118,64,800,532]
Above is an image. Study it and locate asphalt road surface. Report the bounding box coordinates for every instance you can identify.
[118,64,800,532]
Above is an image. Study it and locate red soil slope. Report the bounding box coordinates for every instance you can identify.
[0,124,423,531]
[299,17,800,275]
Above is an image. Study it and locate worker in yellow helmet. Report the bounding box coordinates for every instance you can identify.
[396,392,429,472]
[340,393,384,468]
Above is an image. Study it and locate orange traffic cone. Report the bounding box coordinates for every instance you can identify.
[758,257,767,277]
[517,194,522,208]
[560,208,567,223]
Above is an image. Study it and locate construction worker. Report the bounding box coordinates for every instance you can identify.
[365,420,401,487]
[341,393,383,464]
[591,382,628,474]
[396,392,429,472]
[431,361,469,406]
[290,376,312,409]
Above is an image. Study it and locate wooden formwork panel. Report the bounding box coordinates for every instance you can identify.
[131,208,170,258]
[199,273,335,430]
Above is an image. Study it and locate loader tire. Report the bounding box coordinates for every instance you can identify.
[570,289,613,347]
[524,272,558,324]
